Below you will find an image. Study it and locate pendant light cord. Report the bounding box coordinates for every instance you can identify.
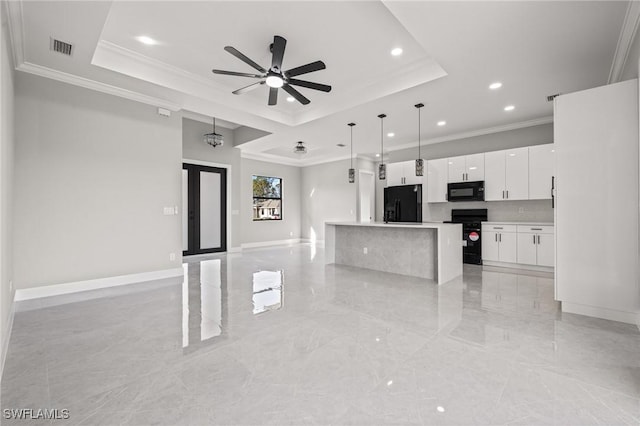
[418,108,421,159]
[350,125,353,169]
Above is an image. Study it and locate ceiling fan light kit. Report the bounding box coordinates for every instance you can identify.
[212,35,331,106]
[294,141,307,155]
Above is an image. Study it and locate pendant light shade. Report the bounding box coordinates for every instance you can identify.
[378,114,387,180]
[415,103,424,176]
[348,122,356,183]
[294,141,307,155]
[204,117,224,148]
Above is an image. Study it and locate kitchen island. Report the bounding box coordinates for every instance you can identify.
[325,222,463,285]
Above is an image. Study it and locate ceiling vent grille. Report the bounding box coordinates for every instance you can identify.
[50,38,73,56]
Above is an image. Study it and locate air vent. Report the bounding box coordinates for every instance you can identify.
[50,38,73,56]
[547,93,560,102]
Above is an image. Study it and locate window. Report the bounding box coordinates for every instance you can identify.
[252,175,282,221]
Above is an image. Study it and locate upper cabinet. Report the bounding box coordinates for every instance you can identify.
[528,144,555,200]
[386,160,423,187]
[447,153,484,183]
[484,147,529,201]
[427,158,448,203]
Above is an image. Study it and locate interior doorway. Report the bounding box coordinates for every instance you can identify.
[182,163,227,255]
[358,170,375,223]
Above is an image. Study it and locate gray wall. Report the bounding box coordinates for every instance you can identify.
[241,158,301,244]
[301,159,358,242]
[375,123,555,222]
[14,73,183,289]
[621,18,640,81]
[182,118,241,250]
[1,5,15,359]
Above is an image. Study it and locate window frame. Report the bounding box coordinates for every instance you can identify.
[252,175,283,221]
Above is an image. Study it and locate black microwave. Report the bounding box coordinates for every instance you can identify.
[447,181,485,202]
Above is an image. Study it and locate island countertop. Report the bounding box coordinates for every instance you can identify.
[325,221,463,285]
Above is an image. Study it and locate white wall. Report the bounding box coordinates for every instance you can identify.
[14,73,183,289]
[375,123,555,222]
[0,2,15,365]
[182,118,241,250]
[241,158,301,245]
[301,159,360,243]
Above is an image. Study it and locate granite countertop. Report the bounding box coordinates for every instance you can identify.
[483,221,554,226]
[325,221,461,229]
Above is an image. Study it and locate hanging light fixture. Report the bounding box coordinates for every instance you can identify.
[378,114,387,180]
[348,122,356,183]
[415,103,424,176]
[293,141,307,155]
[204,117,224,148]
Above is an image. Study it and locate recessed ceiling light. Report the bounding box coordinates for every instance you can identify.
[489,82,502,90]
[437,121,446,126]
[391,47,403,56]
[387,132,395,137]
[504,105,515,111]
[136,36,157,45]
[375,153,380,157]
[286,96,295,102]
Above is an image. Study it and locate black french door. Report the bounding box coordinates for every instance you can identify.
[182,163,227,255]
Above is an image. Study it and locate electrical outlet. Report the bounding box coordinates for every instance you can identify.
[169,253,176,261]
[518,207,524,213]
[363,247,368,254]
[289,231,293,237]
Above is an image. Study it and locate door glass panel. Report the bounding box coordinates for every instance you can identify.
[182,169,189,251]
[199,171,221,249]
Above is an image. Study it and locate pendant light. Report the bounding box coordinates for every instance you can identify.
[204,117,224,148]
[378,114,386,180]
[415,103,424,176]
[348,122,356,183]
[293,141,307,154]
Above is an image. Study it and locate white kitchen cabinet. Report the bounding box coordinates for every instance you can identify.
[447,154,484,183]
[516,225,554,267]
[427,158,448,203]
[386,160,423,186]
[484,148,528,201]
[529,144,555,200]
[482,224,517,263]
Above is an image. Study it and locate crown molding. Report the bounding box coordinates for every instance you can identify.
[386,116,554,153]
[240,151,305,167]
[4,0,25,67]
[608,0,640,83]
[16,61,182,111]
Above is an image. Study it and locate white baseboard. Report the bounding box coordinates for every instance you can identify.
[0,297,16,384]
[241,238,302,249]
[562,301,638,325]
[14,268,184,301]
[228,246,242,253]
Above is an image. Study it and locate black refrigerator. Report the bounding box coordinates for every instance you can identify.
[384,184,422,223]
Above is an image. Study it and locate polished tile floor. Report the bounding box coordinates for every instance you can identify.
[2,244,640,425]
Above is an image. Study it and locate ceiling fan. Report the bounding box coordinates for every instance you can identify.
[212,35,331,106]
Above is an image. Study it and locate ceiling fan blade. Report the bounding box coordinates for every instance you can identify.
[270,35,287,71]
[232,81,265,95]
[287,78,332,93]
[224,46,267,73]
[282,84,310,105]
[285,61,326,77]
[212,69,264,78]
[268,87,278,106]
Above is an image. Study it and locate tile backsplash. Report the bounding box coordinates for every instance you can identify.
[424,199,554,223]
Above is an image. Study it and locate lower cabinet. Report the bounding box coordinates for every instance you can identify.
[483,223,554,268]
[482,225,517,263]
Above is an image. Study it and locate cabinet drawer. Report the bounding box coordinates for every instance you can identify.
[516,225,554,234]
[483,224,517,232]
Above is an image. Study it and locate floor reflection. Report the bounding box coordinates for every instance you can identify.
[252,270,284,315]
[182,259,226,352]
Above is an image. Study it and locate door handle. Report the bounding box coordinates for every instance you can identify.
[506,190,509,199]
[551,176,555,208]
[533,235,536,244]
[502,190,505,199]
[495,234,497,242]
[537,235,541,244]
[499,233,502,242]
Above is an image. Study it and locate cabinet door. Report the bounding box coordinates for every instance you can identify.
[504,147,529,200]
[517,232,538,265]
[465,153,485,181]
[484,151,506,201]
[386,162,404,186]
[536,233,555,267]
[404,160,423,185]
[529,144,555,199]
[447,156,466,183]
[427,158,448,202]
[498,232,517,263]
[482,231,500,262]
